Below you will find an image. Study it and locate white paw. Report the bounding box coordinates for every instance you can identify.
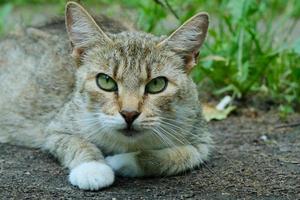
[105,153,143,177]
[69,161,114,190]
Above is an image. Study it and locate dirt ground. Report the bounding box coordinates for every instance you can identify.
[0,110,299,200]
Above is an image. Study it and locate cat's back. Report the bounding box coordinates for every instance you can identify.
[0,27,77,145]
[0,27,73,145]
[0,27,75,119]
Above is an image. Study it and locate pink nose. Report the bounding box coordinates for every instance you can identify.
[120,110,140,127]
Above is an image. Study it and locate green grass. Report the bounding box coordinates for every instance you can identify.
[192,0,300,114]
[0,0,300,113]
[0,3,13,35]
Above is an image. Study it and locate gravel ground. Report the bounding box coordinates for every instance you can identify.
[0,110,299,200]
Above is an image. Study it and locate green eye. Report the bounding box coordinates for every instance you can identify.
[96,73,118,92]
[145,77,168,94]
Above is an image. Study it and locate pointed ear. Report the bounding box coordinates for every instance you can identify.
[158,13,209,73]
[65,1,112,60]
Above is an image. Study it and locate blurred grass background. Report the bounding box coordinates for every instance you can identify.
[0,0,300,114]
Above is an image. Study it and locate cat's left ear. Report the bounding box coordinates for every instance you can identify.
[158,13,209,73]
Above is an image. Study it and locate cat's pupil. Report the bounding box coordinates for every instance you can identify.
[153,80,157,85]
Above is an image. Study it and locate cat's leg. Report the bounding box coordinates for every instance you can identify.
[105,143,210,177]
[43,133,114,190]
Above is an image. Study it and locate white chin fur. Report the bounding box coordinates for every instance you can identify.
[69,161,114,191]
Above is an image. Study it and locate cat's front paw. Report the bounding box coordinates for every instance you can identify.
[105,153,143,177]
[69,161,114,190]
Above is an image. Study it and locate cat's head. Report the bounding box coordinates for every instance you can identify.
[65,2,208,144]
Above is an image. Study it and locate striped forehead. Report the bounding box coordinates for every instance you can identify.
[112,41,155,89]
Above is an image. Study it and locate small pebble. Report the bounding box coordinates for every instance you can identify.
[260,135,268,141]
[25,171,31,175]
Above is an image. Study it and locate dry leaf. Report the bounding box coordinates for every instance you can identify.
[202,104,236,121]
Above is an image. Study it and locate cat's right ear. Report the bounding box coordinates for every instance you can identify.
[65,1,112,61]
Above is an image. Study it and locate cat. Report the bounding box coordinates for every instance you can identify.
[0,1,212,190]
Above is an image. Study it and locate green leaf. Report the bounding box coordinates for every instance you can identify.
[0,3,13,35]
[203,104,236,121]
[227,0,245,22]
[292,39,300,55]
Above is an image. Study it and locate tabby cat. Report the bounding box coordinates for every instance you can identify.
[0,1,212,190]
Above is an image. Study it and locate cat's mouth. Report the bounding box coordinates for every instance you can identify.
[119,128,141,137]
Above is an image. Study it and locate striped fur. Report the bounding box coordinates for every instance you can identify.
[0,1,212,190]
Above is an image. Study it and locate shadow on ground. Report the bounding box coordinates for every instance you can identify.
[0,111,299,199]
